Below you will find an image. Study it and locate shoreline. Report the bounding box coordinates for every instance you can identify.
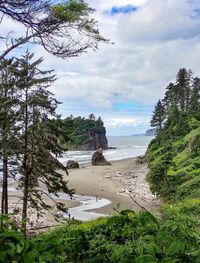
[5,156,161,232]
[63,156,160,215]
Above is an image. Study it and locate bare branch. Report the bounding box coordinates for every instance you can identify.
[0,0,110,60]
[128,193,148,212]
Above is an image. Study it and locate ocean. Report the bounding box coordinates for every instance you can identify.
[59,135,154,165]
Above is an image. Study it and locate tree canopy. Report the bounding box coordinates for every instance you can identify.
[0,0,109,60]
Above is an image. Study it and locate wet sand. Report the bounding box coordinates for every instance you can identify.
[62,157,160,215]
[4,157,161,231]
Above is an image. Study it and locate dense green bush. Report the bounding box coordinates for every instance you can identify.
[1,210,200,262]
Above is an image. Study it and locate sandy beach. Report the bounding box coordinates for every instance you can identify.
[4,157,161,231]
[63,157,160,215]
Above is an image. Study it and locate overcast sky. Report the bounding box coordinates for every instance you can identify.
[2,0,200,135]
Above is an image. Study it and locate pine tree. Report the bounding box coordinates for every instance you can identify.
[88,113,96,121]
[150,100,165,133]
[97,116,103,124]
[0,58,21,216]
[16,52,74,237]
[175,68,192,112]
[190,77,200,119]
[163,83,179,110]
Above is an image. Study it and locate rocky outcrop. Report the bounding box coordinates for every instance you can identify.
[61,115,108,151]
[135,155,147,165]
[92,149,111,166]
[67,160,79,169]
[79,130,108,151]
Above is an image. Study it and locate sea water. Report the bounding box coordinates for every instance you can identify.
[59,135,154,165]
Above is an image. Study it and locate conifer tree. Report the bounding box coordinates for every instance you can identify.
[0,59,21,215]
[163,83,179,110]
[16,52,74,236]
[190,77,200,119]
[175,68,192,112]
[88,113,96,121]
[150,100,165,132]
[97,116,103,124]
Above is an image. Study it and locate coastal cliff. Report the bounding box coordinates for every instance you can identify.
[60,114,108,150]
[79,129,108,150]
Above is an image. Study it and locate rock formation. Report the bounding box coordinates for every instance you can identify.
[92,148,111,166]
[61,115,108,151]
[67,160,79,169]
[80,130,108,150]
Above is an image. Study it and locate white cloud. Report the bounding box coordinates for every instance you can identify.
[104,117,147,128]
[1,0,200,134]
[117,0,200,42]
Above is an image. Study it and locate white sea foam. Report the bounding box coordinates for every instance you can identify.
[4,188,111,221]
[59,135,154,165]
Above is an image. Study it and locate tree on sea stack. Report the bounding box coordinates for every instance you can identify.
[16,52,74,237]
[0,0,109,60]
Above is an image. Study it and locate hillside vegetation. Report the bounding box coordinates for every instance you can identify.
[148,68,200,202]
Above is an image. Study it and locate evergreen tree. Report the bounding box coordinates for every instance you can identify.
[0,58,21,215]
[175,68,192,112]
[190,77,200,119]
[97,116,103,124]
[88,113,96,121]
[150,100,165,132]
[16,52,74,236]
[163,83,179,111]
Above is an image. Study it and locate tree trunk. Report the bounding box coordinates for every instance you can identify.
[22,87,29,238]
[2,158,8,214]
[1,103,8,215]
[1,187,5,215]
[22,160,29,238]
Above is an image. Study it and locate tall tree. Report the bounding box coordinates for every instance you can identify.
[0,0,109,60]
[88,113,96,121]
[150,100,165,133]
[175,68,192,112]
[16,52,74,237]
[190,77,200,119]
[163,83,178,110]
[0,58,21,216]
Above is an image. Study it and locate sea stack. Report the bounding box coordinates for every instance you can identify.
[92,148,111,166]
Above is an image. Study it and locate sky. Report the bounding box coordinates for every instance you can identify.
[1,0,200,135]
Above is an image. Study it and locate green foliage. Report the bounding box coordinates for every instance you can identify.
[150,99,165,132]
[146,68,200,262]
[52,0,90,23]
[148,68,200,201]
[58,114,107,149]
[1,210,200,262]
[0,216,37,263]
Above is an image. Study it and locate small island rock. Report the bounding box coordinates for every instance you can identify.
[67,160,80,169]
[92,148,111,166]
